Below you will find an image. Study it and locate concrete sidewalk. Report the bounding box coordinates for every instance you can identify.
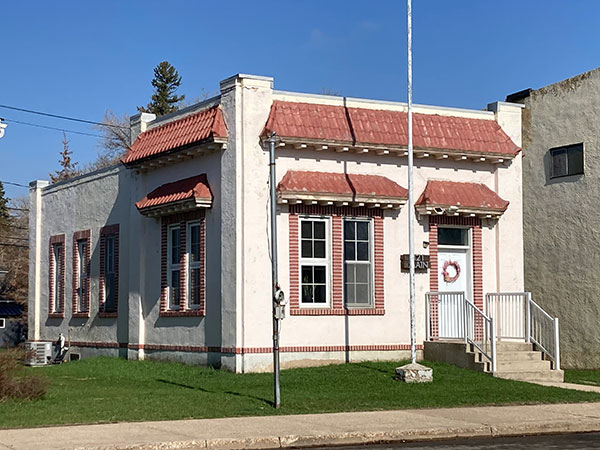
[2,402,600,450]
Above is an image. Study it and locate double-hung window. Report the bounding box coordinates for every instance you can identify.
[344,219,373,307]
[76,239,89,312]
[187,221,202,308]
[167,225,181,309]
[104,235,116,311]
[51,242,64,314]
[300,218,329,305]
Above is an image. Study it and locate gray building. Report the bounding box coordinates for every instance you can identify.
[509,67,600,369]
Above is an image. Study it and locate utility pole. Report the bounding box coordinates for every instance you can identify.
[268,132,285,408]
[407,0,417,365]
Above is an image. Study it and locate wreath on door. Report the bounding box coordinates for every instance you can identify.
[442,260,461,283]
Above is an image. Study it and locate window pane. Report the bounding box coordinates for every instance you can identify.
[301,221,312,238]
[170,228,180,265]
[302,285,314,303]
[170,270,180,305]
[357,242,369,261]
[190,268,201,305]
[357,222,369,240]
[355,284,370,304]
[190,224,201,262]
[345,283,355,304]
[568,145,584,175]
[344,242,355,261]
[314,285,326,303]
[344,221,355,239]
[355,264,369,283]
[105,273,116,311]
[438,228,468,246]
[552,149,567,178]
[345,264,355,282]
[301,266,313,283]
[105,237,115,273]
[313,266,326,284]
[313,221,325,239]
[301,240,313,258]
[314,240,326,258]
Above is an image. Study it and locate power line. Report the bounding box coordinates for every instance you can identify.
[0,235,28,241]
[0,104,129,130]
[3,118,104,138]
[0,242,28,249]
[0,181,28,188]
[7,207,28,211]
[1,224,28,230]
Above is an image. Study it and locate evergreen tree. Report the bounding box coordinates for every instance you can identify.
[138,61,185,116]
[0,182,9,224]
[49,132,79,183]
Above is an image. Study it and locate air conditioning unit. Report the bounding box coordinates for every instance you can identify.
[24,341,53,366]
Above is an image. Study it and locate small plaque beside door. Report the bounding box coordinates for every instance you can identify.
[400,254,430,273]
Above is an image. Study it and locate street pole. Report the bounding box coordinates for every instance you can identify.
[268,132,281,408]
[407,0,417,365]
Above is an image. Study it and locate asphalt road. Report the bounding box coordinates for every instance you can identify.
[315,432,600,449]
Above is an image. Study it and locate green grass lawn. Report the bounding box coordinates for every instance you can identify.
[565,369,600,387]
[1,357,599,429]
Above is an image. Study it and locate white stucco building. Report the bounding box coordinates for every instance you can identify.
[28,74,524,372]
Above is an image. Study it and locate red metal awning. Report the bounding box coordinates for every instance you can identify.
[263,100,520,158]
[136,174,212,217]
[122,106,227,166]
[277,170,408,208]
[415,180,509,218]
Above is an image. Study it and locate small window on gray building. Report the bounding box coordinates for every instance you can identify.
[550,143,584,178]
[0,318,5,329]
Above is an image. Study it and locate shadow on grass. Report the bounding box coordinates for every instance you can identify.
[355,362,398,379]
[156,379,273,407]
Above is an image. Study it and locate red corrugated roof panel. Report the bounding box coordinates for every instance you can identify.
[263,101,520,156]
[416,180,508,211]
[136,174,212,210]
[122,106,227,165]
[277,170,408,199]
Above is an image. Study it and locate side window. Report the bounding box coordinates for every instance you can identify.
[50,241,65,314]
[550,143,583,178]
[76,239,89,312]
[167,225,181,309]
[187,221,202,308]
[344,219,373,307]
[299,218,329,305]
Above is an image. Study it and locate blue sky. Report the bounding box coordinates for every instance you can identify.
[1,1,599,199]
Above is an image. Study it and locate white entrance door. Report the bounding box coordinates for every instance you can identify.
[437,249,471,338]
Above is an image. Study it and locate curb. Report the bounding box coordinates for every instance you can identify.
[73,421,600,450]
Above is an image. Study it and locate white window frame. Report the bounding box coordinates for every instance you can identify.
[104,235,116,311]
[167,224,181,310]
[343,218,374,308]
[186,220,202,309]
[76,239,88,312]
[0,318,5,329]
[51,243,64,313]
[298,216,331,307]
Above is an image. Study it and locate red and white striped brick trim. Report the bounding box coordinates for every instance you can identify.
[288,205,385,315]
[99,224,119,318]
[48,234,66,319]
[428,216,483,338]
[72,230,91,318]
[160,210,206,317]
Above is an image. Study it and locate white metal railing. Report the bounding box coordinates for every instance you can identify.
[425,291,466,340]
[426,291,496,372]
[465,300,497,373]
[486,292,560,370]
[486,292,527,339]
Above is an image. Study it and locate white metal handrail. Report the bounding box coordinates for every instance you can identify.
[464,300,497,373]
[486,292,527,340]
[528,295,560,370]
[486,291,560,371]
[425,291,466,340]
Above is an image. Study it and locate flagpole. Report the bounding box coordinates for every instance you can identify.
[407,0,416,364]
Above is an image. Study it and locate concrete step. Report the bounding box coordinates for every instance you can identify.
[494,369,564,383]
[495,359,552,371]
[496,350,543,361]
[495,341,533,352]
